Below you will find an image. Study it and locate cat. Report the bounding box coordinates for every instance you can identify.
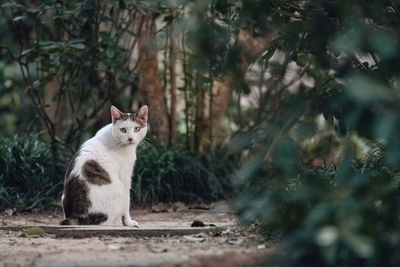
[60,105,148,226]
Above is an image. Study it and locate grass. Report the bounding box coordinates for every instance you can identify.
[133,144,239,204]
[0,135,65,212]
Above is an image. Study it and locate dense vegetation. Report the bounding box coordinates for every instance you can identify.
[1,0,400,266]
[0,135,237,211]
[0,135,64,211]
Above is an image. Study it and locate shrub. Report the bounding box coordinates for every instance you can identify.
[235,141,400,266]
[0,135,65,211]
[133,144,238,204]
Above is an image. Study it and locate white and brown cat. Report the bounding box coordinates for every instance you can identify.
[60,105,148,226]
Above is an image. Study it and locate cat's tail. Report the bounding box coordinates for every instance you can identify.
[60,218,71,225]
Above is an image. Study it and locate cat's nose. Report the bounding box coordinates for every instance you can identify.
[128,138,133,143]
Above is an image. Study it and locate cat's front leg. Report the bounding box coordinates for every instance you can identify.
[122,189,139,227]
[122,214,139,227]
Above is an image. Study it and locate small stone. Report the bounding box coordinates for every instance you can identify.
[107,244,121,250]
[4,209,15,216]
[171,202,188,212]
[191,221,205,227]
[151,203,169,213]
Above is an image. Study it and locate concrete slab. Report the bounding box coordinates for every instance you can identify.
[0,221,232,238]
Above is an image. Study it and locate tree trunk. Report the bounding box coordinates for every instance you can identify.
[203,29,278,151]
[169,10,177,145]
[194,81,206,152]
[202,76,234,151]
[44,76,62,138]
[137,11,170,143]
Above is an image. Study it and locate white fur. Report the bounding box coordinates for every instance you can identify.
[65,106,148,227]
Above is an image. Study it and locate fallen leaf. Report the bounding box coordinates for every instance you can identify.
[146,243,168,253]
[20,227,45,237]
[183,235,205,243]
[151,203,169,213]
[227,238,244,245]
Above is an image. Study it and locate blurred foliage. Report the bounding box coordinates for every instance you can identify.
[236,142,400,266]
[231,1,400,266]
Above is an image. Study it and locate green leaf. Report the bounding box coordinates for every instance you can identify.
[21,49,33,56]
[26,8,40,14]
[1,2,24,8]
[346,75,392,103]
[69,43,85,50]
[69,39,85,44]
[39,40,59,46]
[371,33,397,59]
[145,243,168,253]
[21,226,45,237]
[12,16,25,21]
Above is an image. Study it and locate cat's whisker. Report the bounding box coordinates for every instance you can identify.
[138,137,153,148]
[140,139,152,147]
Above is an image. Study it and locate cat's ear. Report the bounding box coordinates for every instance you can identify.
[136,105,148,123]
[111,105,123,123]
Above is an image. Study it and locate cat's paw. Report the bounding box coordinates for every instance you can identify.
[126,219,139,228]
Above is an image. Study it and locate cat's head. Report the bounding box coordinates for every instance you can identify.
[110,105,148,145]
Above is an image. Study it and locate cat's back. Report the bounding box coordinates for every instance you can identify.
[81,124,112,153]
[66,124,115,180]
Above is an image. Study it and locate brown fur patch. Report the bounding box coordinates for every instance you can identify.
[77,213,108,225]
[114,111,146,127]
[120,112,135,121]
[135,118,146,127]
[82,160,111,185]
[88,213,108,224]
[62,175,90,219]
[121,215,126,226]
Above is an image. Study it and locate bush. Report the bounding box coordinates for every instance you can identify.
[235,140,400,266]
[133,144,238,204]
[0,135,65,212]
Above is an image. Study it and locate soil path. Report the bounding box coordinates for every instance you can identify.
[0,209,276,267]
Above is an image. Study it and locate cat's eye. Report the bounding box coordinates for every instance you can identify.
[120,128,127,133]
[134,126,141,132]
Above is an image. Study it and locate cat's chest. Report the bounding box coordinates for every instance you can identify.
[111,148,136,181]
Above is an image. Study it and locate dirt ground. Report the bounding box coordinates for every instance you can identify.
[0,208,278,267]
